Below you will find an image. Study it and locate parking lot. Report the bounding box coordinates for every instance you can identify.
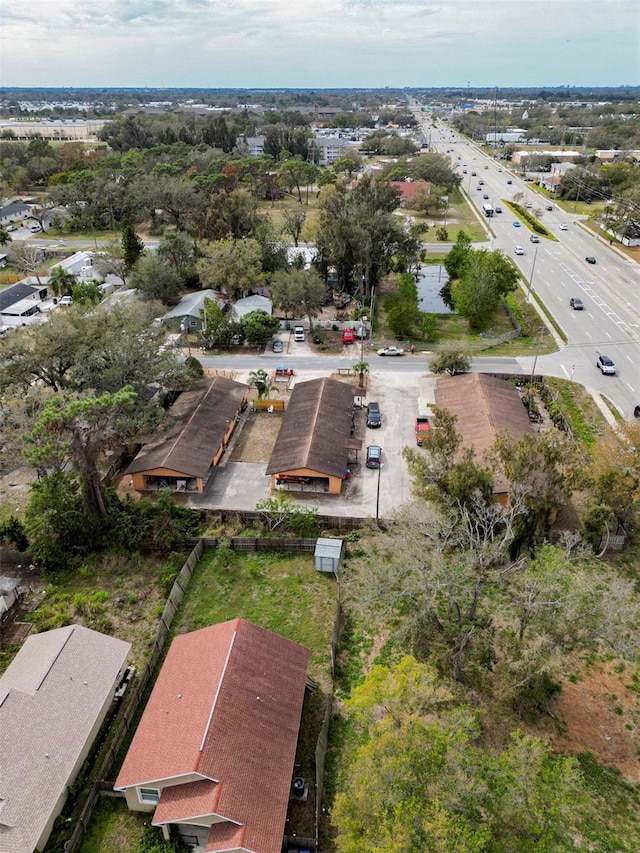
[187,368,437,521]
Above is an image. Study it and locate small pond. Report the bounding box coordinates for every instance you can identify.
[416,265,454,314]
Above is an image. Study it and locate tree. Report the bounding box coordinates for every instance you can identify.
[352,359,369,389]
[443,230,472,280]
[589,420,640,526]
[121,219,145,273]
[129,253,182,304]
[196,238,264,300]
[200,297,236,349]
[281,206,307,246]
[269,267,327,329]
[7,244,45,284]
[25,387,137,518]
[248,367,279,400]
[333,657,585,853]
[0,227,10,246]
[239,310,280,348]
[71,278,102,305]
[95,242,128,285]
[47,265,77,298]
[452,249,519,329]
[430,348,471,376]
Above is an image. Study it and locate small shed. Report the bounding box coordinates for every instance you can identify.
[314,538,344,574]
[0,576,20,621]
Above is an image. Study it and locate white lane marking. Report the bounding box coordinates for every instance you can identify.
[561,364,571,379]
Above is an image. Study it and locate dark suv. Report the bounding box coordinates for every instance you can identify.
[366,401,381,428]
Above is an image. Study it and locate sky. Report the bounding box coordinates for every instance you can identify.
[1,0,638,90]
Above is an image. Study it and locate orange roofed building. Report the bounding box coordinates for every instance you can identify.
[114,619,309,853]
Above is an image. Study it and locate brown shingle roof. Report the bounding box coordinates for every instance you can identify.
[434,373,534,493]
[266,377,354,479]
[126,377,248,479]
[115,619,309,853]
[0,626,131,853]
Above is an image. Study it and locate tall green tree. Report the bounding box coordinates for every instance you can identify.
[121,219,145,273]
[239,310,280,348]
[129,253,182,304]
[197,238,264,300]
[269,267,326,328]
[47,265,77,298]
[452,249,519,329]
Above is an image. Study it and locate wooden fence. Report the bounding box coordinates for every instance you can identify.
[62,540,204,853]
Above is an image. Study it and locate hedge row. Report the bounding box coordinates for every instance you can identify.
[507,202,553,237]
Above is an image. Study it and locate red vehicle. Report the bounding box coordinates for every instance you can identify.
[342,328,355,344]
[415,416,431,446]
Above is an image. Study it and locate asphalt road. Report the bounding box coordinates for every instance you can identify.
[416,115,640,417]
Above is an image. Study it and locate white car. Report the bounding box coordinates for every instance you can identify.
[559,224,568,231]
[377,346,405,357]
[514,246,524,256]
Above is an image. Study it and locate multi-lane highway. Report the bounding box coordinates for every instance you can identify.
[417,112,640,418]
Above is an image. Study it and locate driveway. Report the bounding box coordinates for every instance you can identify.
[186,366,437,521]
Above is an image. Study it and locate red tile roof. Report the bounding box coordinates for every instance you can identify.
[389,180,431,201]
[115,619,309,853]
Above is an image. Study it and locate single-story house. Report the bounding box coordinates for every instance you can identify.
[0,201,31,226]
[0,624,131,853]
[232,294,272,319]
[266,377,360,495]
[162,290,224,332]
[115,618,309,853]
[389,181,431,206]
[0,281,49,325]
[434,373,535,506]
[603,218,640,247]
[286,245,318,269]
[126,377,249,494]
[539,175,561,193]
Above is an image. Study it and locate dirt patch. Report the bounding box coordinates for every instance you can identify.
[0,467,37,518]
[230,409,285,463]
[537,662,640,781]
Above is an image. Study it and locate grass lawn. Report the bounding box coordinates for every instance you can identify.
[544,377,608,448]
[259,197,320,243]
[174,548,337,684]
[79,797,146,853]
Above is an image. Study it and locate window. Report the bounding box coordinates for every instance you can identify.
[138,787,160,805]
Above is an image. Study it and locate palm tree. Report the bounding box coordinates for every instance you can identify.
[248,368,280,401]
[48,266,77,298]
[352,360,369,389]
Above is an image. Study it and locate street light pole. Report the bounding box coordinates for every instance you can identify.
[527,243,540,303]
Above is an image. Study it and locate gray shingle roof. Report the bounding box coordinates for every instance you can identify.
[162,289,221,322]
[266,377,355,479]
[0,282,43,313]
[126,377,248,479]
[0,202,30,219]
[0,625,131,853]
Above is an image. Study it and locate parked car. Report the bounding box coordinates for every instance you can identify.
[596,354,616,375]
[377,346,405,357]
[514,246,524,255]
[559,224,568,231]
[59,295,73,306]
[545,204,554,211]
[585,256,596,264]
[293,326,305,342]
[569,297,584,310]
[366,445,383,469]
[366,401,381,429]
[272,339,284,353]
[342,328,355,344]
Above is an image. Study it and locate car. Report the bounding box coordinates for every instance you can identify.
[366,445,383,469]
[476,186,483,191]
[530,234,540,243]
[272,339,284,353]
[596,354,616,375]
[514,246,524,256]
[494,205,502,213]
[513,221,521,227]
[6,224,17,232]
[59,295,73,306]
[483,193,489,200]
[484,165,489,170]
[293,326,305,342]
[471,171,477,176]
[377,346,405,357]
[342,328,355,344]
[506,179,513,184]
[498,167,503,172]
[545,204,554,211]
[462,169,467,174]
[366,402,381,429]
[559,224,568,231]
[585,256,596,264]
[569,297,584,310]
[478,180,484,186]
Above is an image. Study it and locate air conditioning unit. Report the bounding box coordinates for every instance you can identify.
[290,777,307,801]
